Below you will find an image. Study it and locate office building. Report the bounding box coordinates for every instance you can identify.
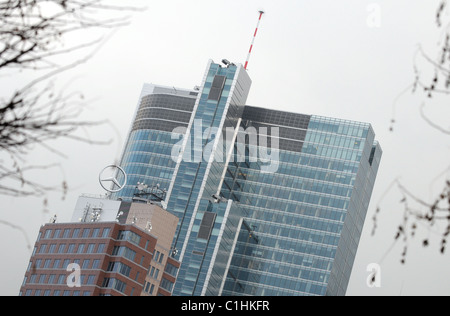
[19,196,180,296]
[103,59,382,296]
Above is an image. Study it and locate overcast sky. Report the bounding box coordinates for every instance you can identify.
[1,0,449,296]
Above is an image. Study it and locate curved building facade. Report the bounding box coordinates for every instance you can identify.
[113,85,198,202]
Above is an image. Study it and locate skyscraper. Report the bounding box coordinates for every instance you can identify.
[111,59,382,296]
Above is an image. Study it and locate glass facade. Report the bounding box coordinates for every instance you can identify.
[113,85,197,201]
[113,60,382,296]
[220,114,381,296]
[165,61,252,296]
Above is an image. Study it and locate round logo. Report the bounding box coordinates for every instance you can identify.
[99,165,127,193]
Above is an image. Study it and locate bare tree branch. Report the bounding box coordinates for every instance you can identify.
[0,0,144,197]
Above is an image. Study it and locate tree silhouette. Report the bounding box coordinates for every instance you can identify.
[373,0,450,265]
[0,0,141,197]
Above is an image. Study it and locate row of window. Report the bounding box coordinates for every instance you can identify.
[128,129,182,144]
[28,258,101,271]
[159,278,175,292]
[111,246,136,262]
[35,242,106,255]
[278,153,360,174]
[231,253,332,277]
[164,262,179,277]
[143,281,155,295]
[238,191,349,221]
[236,234,337,261]
[22,289,91,296]
[124,163,174,180]
[117,230,141,246]
[122,151,176,169]
[223,277,327,296]
[153,251,165,264]
[302,143,362,162]
[235,176,353,200]
[107,262,132,278]
[308,117,370,138]
[305,130,366,150]
[101,278,127,294]
[25,273,96,286]
[40,227,110,240]
[127,140,176,158]
[238,163,356,187]
[135,108,192,124]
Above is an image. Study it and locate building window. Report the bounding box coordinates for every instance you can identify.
[53,229,61,239]
[87,275,96,285]
[82,259,90,269]
[92,228,100,238]
[72,228,80,238]
[144,281,155,295]
[38,244,47,254]
[34,259,42,268]
[77,244,85,254]
[63,229,71,238]
[112,246,136,262]
[118,230,141,245]
[102,278,127,294]
[87,244,95,254]
[82,229,91,238]
[63,259,70,269]
[38,274,47,284]
[57,275,65,285]
[53,259,61,269]
[107,262,132,278]
[92,260,101,269]
[97,243,106,253]
[102,228,111,238]
[149,284,155,295]
[160,278,174,292]
[57,244,66,254]
[48,244,56,254]
[44,230,52,239]
[48,274,56,284]
[43,259,51,268]
[164,262,179,277]
[67,244,76,253]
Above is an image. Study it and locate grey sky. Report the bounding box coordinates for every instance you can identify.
[0,0,449,296]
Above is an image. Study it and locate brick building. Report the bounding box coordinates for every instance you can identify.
[19,197,180,296]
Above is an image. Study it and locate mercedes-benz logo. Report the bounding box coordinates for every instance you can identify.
[99,165,127,193]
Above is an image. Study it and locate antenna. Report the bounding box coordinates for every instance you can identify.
[244,10,265,70]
